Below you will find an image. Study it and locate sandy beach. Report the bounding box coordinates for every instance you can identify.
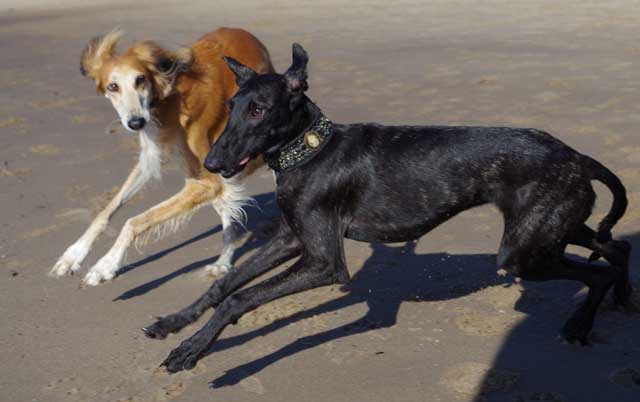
[1,1,640,401]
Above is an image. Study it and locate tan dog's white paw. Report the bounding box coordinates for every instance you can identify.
[82,256,120,286]
[204,263,231,279]
[50,242,89,277]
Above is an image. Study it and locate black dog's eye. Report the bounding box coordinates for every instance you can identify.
[250,105,264,118]
[135,74,145,87]
[106,82,119,92]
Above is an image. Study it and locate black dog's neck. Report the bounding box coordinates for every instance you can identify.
[264,97,334,173]
[289,96,318,138]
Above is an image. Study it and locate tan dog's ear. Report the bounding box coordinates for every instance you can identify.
[150,46,193,100]
[132,42,193,100]
[80,29,122,82]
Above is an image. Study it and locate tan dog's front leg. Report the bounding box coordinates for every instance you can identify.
[51,131,161,277]
[82,179,213,286]
[50,164,146,277]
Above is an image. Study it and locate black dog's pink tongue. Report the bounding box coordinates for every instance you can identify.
[239,156,250,166]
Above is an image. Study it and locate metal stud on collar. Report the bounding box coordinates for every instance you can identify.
[266,114,333,172]
[304,130,321,149]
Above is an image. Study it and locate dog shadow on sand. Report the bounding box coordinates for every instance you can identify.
[470,232,640,402]
[204,233,640,398]
[113,194,640,399]
[205,240,514,389]
[113,191,281,301]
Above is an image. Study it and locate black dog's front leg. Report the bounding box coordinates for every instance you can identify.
[161,214,350,373]
[143,220,301,339]
[161,254,344,372]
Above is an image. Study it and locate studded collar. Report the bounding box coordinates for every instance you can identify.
[264,110,334,173]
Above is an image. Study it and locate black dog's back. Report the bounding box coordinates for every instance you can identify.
[295,123,593,243]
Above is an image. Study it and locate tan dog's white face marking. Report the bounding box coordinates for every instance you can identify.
[104,65,153,132]
[79,30,192,133]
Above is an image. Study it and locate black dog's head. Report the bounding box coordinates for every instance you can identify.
[204,43,310,178]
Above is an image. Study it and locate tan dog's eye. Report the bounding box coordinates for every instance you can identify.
[107,83,119,92]
[135,75,145,87]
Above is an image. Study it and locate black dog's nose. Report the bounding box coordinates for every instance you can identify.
[127,116,146,131]
[204,157,223,173]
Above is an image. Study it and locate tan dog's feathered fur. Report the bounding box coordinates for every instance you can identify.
[51,28,273,286]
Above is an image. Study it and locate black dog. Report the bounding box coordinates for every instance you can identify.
[143,43,631,374]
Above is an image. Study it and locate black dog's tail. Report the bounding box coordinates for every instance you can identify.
[584,155,627,261]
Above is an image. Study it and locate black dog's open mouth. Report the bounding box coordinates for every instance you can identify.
[220,155,251,178]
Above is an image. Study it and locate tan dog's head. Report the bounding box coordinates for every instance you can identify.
[80,30,192,132]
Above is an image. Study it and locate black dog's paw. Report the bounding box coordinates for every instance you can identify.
[613,282,634,309]
[161,340,205,373]
[560,316,592,346]
[142,315,190,340]
[612,239,631,256]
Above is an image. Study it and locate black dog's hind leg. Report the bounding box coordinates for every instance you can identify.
[500,204,619,345]
[568,224,632,306]
[143,220,302,339]
[512,256,619,345]
[557,258,619,344]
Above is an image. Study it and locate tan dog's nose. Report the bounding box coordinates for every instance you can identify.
[127,116,146,130]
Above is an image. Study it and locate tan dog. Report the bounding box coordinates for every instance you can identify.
[50,27,273,286]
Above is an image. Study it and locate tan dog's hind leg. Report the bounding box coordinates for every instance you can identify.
[205,177,252,278]
[82,178,214,286]
[180,121,253,279]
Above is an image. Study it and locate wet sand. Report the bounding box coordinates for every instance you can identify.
[1,1,640,401]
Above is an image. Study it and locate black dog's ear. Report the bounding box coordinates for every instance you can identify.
[284,43,309,110]
[223,56,257,86]
[284,43,309,94]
